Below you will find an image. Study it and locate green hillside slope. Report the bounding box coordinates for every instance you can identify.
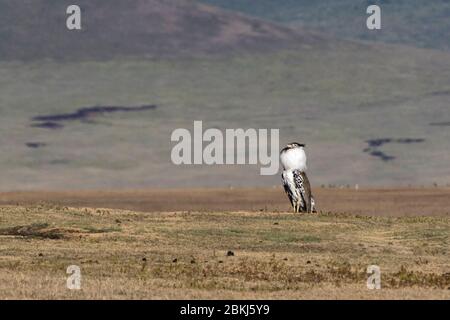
[1,44,450,189]
[201,0,450,51]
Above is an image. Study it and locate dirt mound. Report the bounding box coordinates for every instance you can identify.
[0,222,117,239]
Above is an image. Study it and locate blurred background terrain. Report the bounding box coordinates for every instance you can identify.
[0,0,449,190]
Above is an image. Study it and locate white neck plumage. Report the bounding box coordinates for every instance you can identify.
[280,147,307,171]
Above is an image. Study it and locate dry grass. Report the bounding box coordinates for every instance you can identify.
[0,205,448,299]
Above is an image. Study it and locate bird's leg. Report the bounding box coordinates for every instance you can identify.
[311,197,318,213]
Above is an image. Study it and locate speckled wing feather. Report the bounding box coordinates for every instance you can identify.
[294,170,312,213]
[282,169,316,213]
[294,170,311,213]
[281,172,296,209]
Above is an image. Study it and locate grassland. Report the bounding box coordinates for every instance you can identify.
[0,203,448,299]
[2,44,450,190]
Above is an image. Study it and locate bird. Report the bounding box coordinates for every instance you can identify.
[280,142,317,213]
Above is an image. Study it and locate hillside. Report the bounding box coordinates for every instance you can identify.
[0,0,450,190]
[1,44,450,190]
[0,0,324,61]
[201,0,450,51]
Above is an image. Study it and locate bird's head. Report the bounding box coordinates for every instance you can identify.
[280,142,306,154]
[286,142,305,149]
[280,142,308,170]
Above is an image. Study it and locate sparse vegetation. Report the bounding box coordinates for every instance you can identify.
[0,204,448,299]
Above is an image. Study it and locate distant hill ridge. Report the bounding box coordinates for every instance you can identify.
[200,0,450,51]
[0,0,329,61]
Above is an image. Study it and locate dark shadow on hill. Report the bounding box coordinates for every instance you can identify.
[26,142,47,149]
[430,122,450,126]
[31,105,157,130]
[363,138,425,162]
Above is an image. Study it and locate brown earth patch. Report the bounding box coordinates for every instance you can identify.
[1,187,449,216]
